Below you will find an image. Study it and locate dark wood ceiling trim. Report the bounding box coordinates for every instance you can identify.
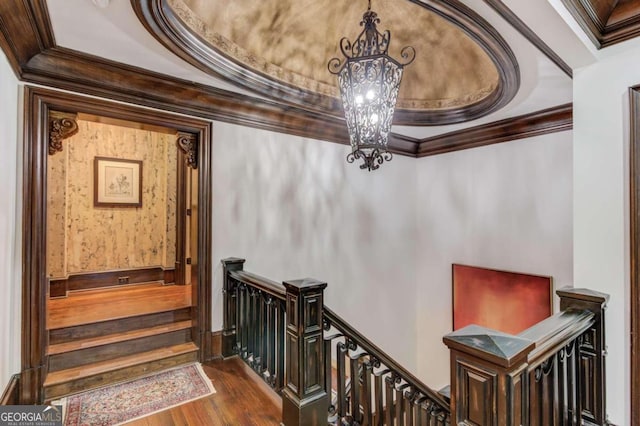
[559,0,640,48]
[0,0,53,76]
[20,46,418,156]
[0,0,570,160]
[483,0,573,78]
[417,103,572,157]
[135,0,520,126]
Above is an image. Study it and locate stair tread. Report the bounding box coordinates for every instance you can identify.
[47,284,192,329]
[47,320,193,355]
[43,342,198,387]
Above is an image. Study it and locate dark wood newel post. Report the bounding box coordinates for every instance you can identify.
[556,287,609,425]
[282,278,328,426]
[443,325,535,425]
[221,258,245,358]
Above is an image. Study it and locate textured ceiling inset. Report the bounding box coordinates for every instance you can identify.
[134,0,520,125]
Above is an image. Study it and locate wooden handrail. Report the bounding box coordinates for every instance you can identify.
[519,308,595,366]
[229,270,286,300]
[323,306,451,412]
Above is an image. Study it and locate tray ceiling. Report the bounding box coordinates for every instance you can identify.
[135,0,520,126]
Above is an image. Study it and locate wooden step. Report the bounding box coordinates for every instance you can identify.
[49,308,192,345]
[44,342,199,401]
[47,283,192,329]
[48,320,193,355]
[48,326,193,372]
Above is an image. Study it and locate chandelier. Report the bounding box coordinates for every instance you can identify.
[329,0,415,171]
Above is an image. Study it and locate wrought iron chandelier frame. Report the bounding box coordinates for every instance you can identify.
[329,0,415,171]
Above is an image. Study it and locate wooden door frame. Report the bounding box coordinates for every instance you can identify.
[21,86,213,403]
[630,85,640,425]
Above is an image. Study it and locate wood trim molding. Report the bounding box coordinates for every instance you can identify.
[0,374,19,405]
[629,85,640,426]
[209,330,222,360]
[483,0,572,78]
[134,0,520,126]
[0,2,571,159]
[417,103,572,157]
[49,267,177,298]
[559,0,640,48]
[22,85,213,403]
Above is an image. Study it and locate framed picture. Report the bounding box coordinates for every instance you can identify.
[452,264,552,335]
[94,157,142,207]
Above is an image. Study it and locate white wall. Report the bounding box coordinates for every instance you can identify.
[0,49,21,390]
[415,132,574,388]
[573,37,640,425]
[211,122,419,369]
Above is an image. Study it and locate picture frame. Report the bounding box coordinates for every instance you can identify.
[452,264,553,335]
[94,157,142,207]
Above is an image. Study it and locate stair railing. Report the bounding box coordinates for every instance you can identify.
[323,306,451,425]
[222,258,609,426]
[444,287,608,425]
[221,258,450,425]
[221,258,286,392]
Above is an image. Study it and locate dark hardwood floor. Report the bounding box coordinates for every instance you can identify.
[125,357,281,425]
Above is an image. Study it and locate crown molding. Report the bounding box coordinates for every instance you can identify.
[0,0,570,159]
[483,0,572,77]
[559,0,640,48]
[417,103,572,157]
[134,0,520,126]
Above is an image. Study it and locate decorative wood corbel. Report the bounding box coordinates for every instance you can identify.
[177,131,198,169]
[49,111,79,155]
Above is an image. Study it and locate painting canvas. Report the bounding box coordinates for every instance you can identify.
[452,264,552,335]
[94,157,142,207]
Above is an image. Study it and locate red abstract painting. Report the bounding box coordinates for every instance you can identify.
[452,264,552,335]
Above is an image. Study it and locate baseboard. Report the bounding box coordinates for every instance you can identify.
[210,330,222,360]
[49,267,176,297]
[0,374,19,405]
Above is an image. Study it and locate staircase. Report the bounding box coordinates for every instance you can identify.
[44,282,198,401]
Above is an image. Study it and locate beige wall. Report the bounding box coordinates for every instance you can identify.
[47,119,177,277]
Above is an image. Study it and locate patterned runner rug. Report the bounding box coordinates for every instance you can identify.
[55,363,216,426]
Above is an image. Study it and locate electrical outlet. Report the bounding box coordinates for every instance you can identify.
[118,276,129,284]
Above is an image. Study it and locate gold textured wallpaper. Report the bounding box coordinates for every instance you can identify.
[46,119,177,278]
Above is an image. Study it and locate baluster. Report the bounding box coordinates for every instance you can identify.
[337,342,348,420]
[250,288,258,365]
[325,337,335,419]
[256,291,265,372]
[361,360,373,426]
[263,296,273,384]
[531,367,542,426]
[556,349,565,425]
[541,359,552,424]
[350,355,361,424]
[422,400,434,426]
[276,299,285,391]
[396,383,407,426]
[405,389,416,426]
[244,285,251,359]
[374,372,384,426]
[385,374,395,425]
[566,340,577,425]
[221,258,244,357]
[414,396,424,426]
[238,284,246,357]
